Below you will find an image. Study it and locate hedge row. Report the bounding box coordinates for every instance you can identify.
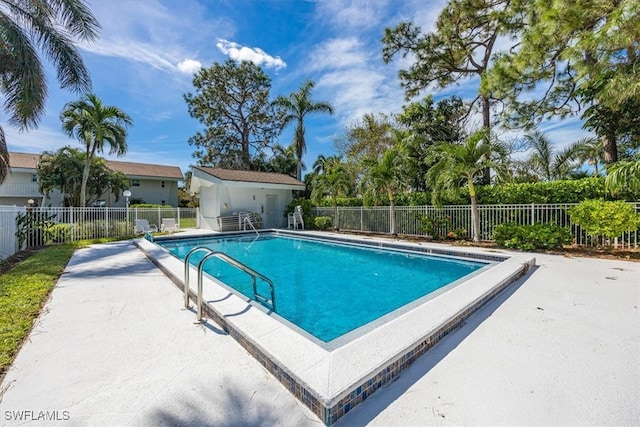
[313,177,639,207]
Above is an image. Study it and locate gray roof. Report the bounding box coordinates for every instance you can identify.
[194,166,304,186]
[8,152,183,180]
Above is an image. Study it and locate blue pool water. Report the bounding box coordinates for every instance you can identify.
[159,234,486,342]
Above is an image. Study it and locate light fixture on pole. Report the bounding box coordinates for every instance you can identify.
[123,190,132,233]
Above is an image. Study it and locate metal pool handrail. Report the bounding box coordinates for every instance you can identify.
[184,247,276,322]
[184,247,212,308]
[241,213,259,236]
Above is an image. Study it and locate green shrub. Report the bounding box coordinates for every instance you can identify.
[130,203,175,209]
[48,223,71,243]
[569,199,640,240]
[493,223,573,250]
[417,213,452,239]
[314,216,332,230]
[285,199,316,228]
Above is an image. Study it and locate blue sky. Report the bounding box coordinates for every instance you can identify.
[5,0,590,180]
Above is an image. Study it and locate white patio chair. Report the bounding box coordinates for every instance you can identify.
[161,218,179,232]
[290,205,304,230]
[134,219,158,234]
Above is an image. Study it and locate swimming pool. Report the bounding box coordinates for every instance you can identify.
[136,230,534,425]
[159,234,488,343]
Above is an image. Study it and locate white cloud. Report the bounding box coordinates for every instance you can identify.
[80,39,179,73]
[177,59,202,74]
[306,37,369,72]
[4,126,72,154]
[216,39,286,70]
[315,0,390,30]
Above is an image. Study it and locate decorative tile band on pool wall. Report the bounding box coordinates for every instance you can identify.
[198,257,530,425]
[136,237,530,426]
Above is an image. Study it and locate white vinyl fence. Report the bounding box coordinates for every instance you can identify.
[314,203,640,248]
[0,206,199,259]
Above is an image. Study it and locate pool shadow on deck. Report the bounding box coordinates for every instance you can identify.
[335,265,539,426]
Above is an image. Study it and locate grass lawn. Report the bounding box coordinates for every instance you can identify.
[0,239,120,379]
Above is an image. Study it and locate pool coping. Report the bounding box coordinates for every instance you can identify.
[135,230,535,425]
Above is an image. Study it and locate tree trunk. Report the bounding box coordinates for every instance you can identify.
[333,199,339,230]
[470,195,480,242]
[481,95,491,183]
[80,156,92,207]
[469,180,480,242]
[389,190,396,236]
[602,131,618,164]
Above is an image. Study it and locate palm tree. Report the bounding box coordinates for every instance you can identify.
[273,79,334,181]
[311,157,350,230]
[573,137,603,176]
[606,160,640,195]
[522,130,581,181]
[61,94,132,206]
[362,147,407,236]
[426,130,508,242]
[0,0,99,183]
[312,154,341,175]
[266,144,297,176]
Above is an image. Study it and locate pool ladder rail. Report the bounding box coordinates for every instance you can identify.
[184,247,276,322]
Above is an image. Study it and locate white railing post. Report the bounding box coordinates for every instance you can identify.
[531,203,535,225]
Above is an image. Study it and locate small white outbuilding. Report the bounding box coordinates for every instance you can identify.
[189,166,305,231]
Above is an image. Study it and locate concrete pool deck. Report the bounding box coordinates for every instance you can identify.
[0,238,639,425]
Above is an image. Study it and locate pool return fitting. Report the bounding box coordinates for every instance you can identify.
[184,247,276,322]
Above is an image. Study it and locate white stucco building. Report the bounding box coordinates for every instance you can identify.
[189,167,305,230]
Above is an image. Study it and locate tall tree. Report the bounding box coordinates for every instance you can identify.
[60,94,132,207]
[396,95,467,190]
[0,0,99,183]
[37,147,128,207]
[383,0,520,181]
[487,0,640,163]
[426,130,508,242]
[273,79,334,180]
[184,59,282,169]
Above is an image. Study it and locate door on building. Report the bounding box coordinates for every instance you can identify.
[265,195,278,228]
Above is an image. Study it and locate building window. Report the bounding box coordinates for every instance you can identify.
[161,200,166,205]
[131,179,140,187]
[161,181,165,188]
[32,174,38,183]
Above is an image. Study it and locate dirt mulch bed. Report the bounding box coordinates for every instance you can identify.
[0,247,45,276]
[338,230,640,262]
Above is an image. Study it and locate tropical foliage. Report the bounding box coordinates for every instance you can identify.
[425,130,508,241]
[493,223,573,251]
[273,79,333,180]
[605,160,640,197]
[361,146,408,235]
[37,147,128,207]
[0,0,99,184]
[569,199,640,242]
[60,94,132,206]
[311,156,351,229]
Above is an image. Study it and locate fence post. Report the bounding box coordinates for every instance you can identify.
[360,206,363,232]
[530,203,535,225]
[177,207,181,227]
